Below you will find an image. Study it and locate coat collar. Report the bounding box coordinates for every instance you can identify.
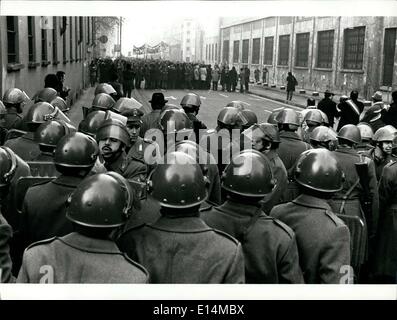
[335,146,358,156]
[216,199,262,218]
[149,215,212,233]
[280,131,302,141]
[105,151,127,172]
[292,194,332,211]
[52,175,84,188]
[59,232,121,254]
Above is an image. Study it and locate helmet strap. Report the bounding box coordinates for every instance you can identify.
[2,147,17,184]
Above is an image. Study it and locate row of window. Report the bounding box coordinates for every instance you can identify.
[205,43,218,61]
[6,16,95,67]
[223,26,366,70]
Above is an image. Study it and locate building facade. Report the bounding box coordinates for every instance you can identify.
[0,16,97,107]
[203,35,219,65]
[220,16,397,100]
[181,19,204,63]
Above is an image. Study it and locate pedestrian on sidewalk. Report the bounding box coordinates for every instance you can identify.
[239,68,245,93]
[262,67,268,84]
[286,72,298,101]
[244,67,250,93]
[254,67,260,84]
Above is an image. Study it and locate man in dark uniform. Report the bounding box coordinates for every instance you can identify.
[369,125,397,180]
[180,93,207,143]
[117,151,245,283]
[336,90,364,131]
[202,150,304,283]
[139,93,167,138]
[309,125,338,151]
[2,88,29,130]
[329,124,379,278]
[19,133,99,250]
[123,108,159,182]
[373,135,397,283]
[242,123,288,213]
[200,106,247,175]
[276,108,311,173]
[17,172,149,283]
[96,118,131,176]
[0,147,31,282]
[356,123,374,155]
[4,101,56,161]
[317,90,338,129]
[270,149,351,284]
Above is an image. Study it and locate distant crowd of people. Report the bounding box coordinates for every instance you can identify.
[89,58,254,96]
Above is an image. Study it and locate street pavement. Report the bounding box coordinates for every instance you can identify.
[66,83,322,130]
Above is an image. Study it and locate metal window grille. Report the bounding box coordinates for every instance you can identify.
[317,30,334,68]
[264,36,274,65]
[233,40,239,63]
[28,16,35,62]
[278,35,290,66]
[343,26,365,69]
[242,39,249,63]
[295,32,310,67]
[7,16,18,63]
[252,38,260,64]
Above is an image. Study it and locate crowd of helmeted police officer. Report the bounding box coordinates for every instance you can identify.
[0,79,397,285]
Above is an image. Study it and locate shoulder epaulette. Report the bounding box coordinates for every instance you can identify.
[324,209,342,226]
[213,228,240,246]
[25,236,58,250]
[272,218,295,239]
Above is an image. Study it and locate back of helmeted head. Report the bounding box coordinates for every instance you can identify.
[149,151,207,209]
[294,148,344,193]
[54,132,99,173]
[66,172,133,228]
[222,149,274,198]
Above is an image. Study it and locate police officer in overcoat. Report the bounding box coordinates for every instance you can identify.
[17,172,149,283]
[270,149,351,284]
[117,151,245,283]
[202,150,304,283]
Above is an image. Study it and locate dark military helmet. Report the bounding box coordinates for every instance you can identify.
[160,109,193,133]
[54,132,99,169]
[241,109,258,128]
[276,108,300,126]
[78,110,106,138]
[24,102,56,125]
[258,123,281,143]
[0,147,18,187]
[373,125,397,143]
[66,172,133,228]
[310,126,337,143]
[225,100,245,110]
[180,93,201,109]
[92,93,116,111]
[96,118,131,147]
[304,109,323,125]
[95,83,117,95]
[111,97,143,114]
[34,120,76,148]
[33,88,58,103]
[267,109,281,125]
[337,124,361,144]
[294,148,344,193]
[149,151,207,208]
[221,149,275,197]
[50,96,69,113]
[357,122,374,141]
[217,107,248,127]
[2,88,30,105]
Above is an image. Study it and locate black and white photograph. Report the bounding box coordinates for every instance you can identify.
[0,0,397,303]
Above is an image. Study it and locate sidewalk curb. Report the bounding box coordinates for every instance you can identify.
[249,90,305,109]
